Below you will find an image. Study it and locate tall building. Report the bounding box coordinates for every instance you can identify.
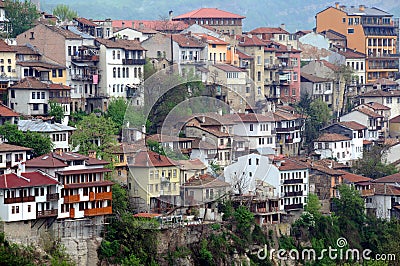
[172,8,245,35]
[316,3,399,82]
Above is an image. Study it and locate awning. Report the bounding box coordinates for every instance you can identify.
[71,61,89,67]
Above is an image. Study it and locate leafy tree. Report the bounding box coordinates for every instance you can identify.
[4,0,40,38]
[0,123,53,156]
[106,97,128,131]
[70,113,118,159]
[48,101,64,123]
[52,4,78,22]
[111,183,129,217]
[304,193,322,219]
[143,58,157,80]
[352,144,398,179]
[68,110,88,127]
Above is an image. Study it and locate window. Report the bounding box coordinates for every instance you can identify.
[33,104,39,110]
[52,69,57,78]
[68,46,72,56]
[248,158,252,165]
[257,71,261,81]
[257,87,261,95]
[28,205,31,212]
[249,124,253,131]
[113,67,116,78]
[41,92,45,99]
[257,56,261,65]
[32,92,36,99]
[112,50,115,59]
[348,28,354,34]
[58,69,63,77]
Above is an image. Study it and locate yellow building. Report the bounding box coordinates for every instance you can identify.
[193,33,229,64]
[128,150,181,213]
[0,40,17,98]
[316,3,398,82]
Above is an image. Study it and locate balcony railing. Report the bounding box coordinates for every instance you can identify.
[72,55,99,62]
[89,191,112,201]
[64,194,80,204]
[71,74,94,81]
[360,189,374,197]
[285,191,303,197]
[4,196,35,204]
[276,126,301,132]
[283,179,303,184]
[37,209,58,218]
[284,203,303,210]
[84,206,112,216]
[122,58,146,65]
[46,193,59,201]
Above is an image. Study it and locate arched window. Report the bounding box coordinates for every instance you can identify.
[122,68,125,78]
[113,67,116,78]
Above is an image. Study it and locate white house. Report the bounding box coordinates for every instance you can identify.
[224,113,276,151]
[0,142,32,175]
[18,119,76,152]
[0,170,61,222]
[340,108,384,140]
[314,133,352,164]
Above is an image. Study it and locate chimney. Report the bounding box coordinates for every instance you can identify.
[88,150,97,159]
[202,134,206,141]
[287,44,291,51]
[339,5,346,10]
[169,10,173,21]
[335,2,340,8]
[139,22,144,29]
[122,21,125,27]
[359,5,365,11]
[280,23,286,30]
[141,124,146,134]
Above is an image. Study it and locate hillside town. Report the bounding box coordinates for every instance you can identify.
[0,1,400,265]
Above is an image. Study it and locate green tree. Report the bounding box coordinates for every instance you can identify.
[106,97,128,131]
[68,110,88,127]
[52,4,78,22]
[352,144,398,179]
[305,193,322,218]
[144,58,157,80]
[4,0,39,38]
[0,123,53,156]
[70,114,117,159]
[48,101,65,123]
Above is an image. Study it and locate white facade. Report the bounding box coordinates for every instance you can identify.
[314,139,352,164]
[9,88,49,116]
[232,120,276,150]
[340,110,380,140]
[113,28,148,42]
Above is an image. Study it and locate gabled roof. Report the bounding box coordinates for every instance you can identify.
[10,77,48,89]
[182,173,230,188]
[320,29,346,40]
[0,171,59,189]
[340,171,372,183]
[173,8,245,20]
[361,89,400,97]
[237,35,267,47]
[275,158,309,171]
[0,143,31,152]
[363,102,390,111]
[355,107,383,118]
[130,150,177,167]
[25,152,109,168]
[374,173,400,183]
[390,115,400,123]
[236,49,253,59]
[192,33,227,45]
[224,112,275,123]
[0,103,19,117]
[12,44,41,56]
[191,138,217,150]
[372,183,400,196]
[17,61,66,70]
[95,38,146,51]
[146,134,194,143]
[213,64,247,72]
[187,125,231,138]
[172,34,206,48]
[0,40,14,52]
[45,25,82,39]
[316,133,351,142]
[301,73,332,83]
[338,121,367,130]
[112,20,188,32]
[273,110,303,121]
[336,48,365,59]
[18,120,76,133]
[250,27,289,35]
[177,159,207,170]
[74,17,98,27]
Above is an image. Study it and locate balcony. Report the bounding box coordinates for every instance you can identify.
[284,203,303,211]
[4,196,35,204]
[276,126,301,133]
[361,189,374,197]
[84,206,112,216]
[89,191,112,201]
[71,74,94,81]
[285,191,303,197]
[46,193,59,201]
[180,59,207,65]
[37,209,58,218]
[72,55,99,62]
[122,58,146,65]
[64,194,80,204]
[283,179,303,184]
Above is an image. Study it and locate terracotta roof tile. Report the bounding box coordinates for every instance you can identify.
[95,38,146,51]
[213,64,247,72]
[112,20,188,31]
[0,40,14,52]
[0,171,59,189]
[236,49,253,59]
[336,48,365,59]
[250,27,289,35]
[390,115,400,123]
[173,8,245,19]
[224,112,275,122]
[356,107,383,118]
[130,150,177,167]
[0,103,19,117]
[146,134,194,143]
[182,173,230,188]
[275,158,309,171]
[372,183,400,195]
[25,152,108,168]
[237,35,267,47]
[340,171,372,183]
[374,173,400,183]
[316,133,351,142]
[17,61,66,70]
[301,73,332,83]
[177,159,207,170]
[192,33,228,45]
[363,102,390,110]
[338,121,367,130]
[10,77,49,89]
[0,143,31,152]
[74,17,98,27]
[172,34,206,48]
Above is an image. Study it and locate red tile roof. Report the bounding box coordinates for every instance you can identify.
[95,38,146,51]
[182,173,230,188]
[372,183,400,196]
[361,89,400,97]
[390,115,400,123]
[236,49,253,59]
[0,103,19,117]
[213,64,247,72]
[146,134,194,143]
[177,159,206,170]
[316,133,351,142]
[340,171,372,183]
[237,35,267,47]
[363,102,390,111]
[12,45,41,55]
[250,27,289,35]
[56,168,111,176]
[133,213,161,218]
[191,138,217,150]
[192,33,228,45]
[0,143,31,152]
[275,158,309,171]
[0,40,14,52]
[338,121,367,130]
[173,8,245,19]
[273,110,303,121]
[374,173,400,183]
[10,77,49,89]
[225,112,275,122]
[336,48,365,59]
[74,17,98,27]
[25,152,109,168]
[356,108,383,118]
[301,73,332,83]
[130,150,177,167]
[0,171,59,189]
[17,61,66,70]
[172,34,206,48]
[187,125,231,137]
[112,20,188,32]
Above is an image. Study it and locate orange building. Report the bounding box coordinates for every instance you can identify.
[316,3,398,82]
